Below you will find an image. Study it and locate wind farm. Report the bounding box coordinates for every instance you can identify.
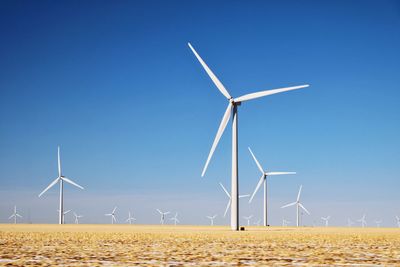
[1,1,400,266]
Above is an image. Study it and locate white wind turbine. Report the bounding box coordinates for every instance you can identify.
[126,212,136,224]
[321,216,330,227]
[357,214,367,228]
[281,185,310,227]
[219,182,249,217]
[282,218,290,227]
[105,207,117,224]
[243,215,253,226]
[157,209,170,225]
[9,206,22,224]
[73,212,83,224]
[188,43,309,231]
[347,218,354,227]
[56,209,71,224]
[206,214,217,226]
[247,147,296,226]
[374,219,382,228]
[396,216,400,228]
[170,212,180,225]
[39,146,84,224]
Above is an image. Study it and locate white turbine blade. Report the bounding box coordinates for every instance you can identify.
[105,213,112,216]
[281,201,297,209]
[73,212,77,217]
[219,182,230,198]
[299,203,310,215]
[112,206,117,214]
[248,147,264,174]
[297,185,303,202]
[113,215,117,222]
[164,211,170,215]
[8,214,15,219]
[239,194,250,198]
[58,146,61,177]
[16,214,22,218]
[156,209,162,214]
[224,200,231,217]
[249,174,265,203]
[64,210,71,214]
[62,177,84,190]
[201,102,232,177]
[266,172,296,176]
[38,177,60,197]
[188,43,231,100]
[234,84,309,103]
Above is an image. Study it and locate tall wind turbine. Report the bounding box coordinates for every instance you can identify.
[39,146,84,224]
[321,216,330,227]
[247,147,295,226]
[243,215,253,226]
[73,212,83,224]
[188,43,309,230]
[357,214,367,228]
[206,215,217,226]
[126,212,136,224]
[9,206,22,224]
[281,185,310,227]
[170,212,180,225]
[105,207,117,224]
[219,182,249,217]
[157,209,170,225]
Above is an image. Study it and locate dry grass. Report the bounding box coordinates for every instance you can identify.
[0,224,399,266]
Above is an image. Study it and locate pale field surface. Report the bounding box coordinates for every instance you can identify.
[0,224,400,266]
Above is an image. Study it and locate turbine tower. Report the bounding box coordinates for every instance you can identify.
[357,214,367,228]
[105,207,117,224]
[321,216,330,227]
[9,206,22,224]
[281,185,310,227]
[219,182,249,217]
[247,147,295,226]
[170,212,180,225]
[126,212,136,224]
[206,215,217,226]
[73,212,83,224]
[243,215,253,226]
[156,209,170,225]
[188,43,309,230]
[39,146,84,224]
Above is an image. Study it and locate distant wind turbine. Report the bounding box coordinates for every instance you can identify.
[9,206,22,224]
[357,214,367,228]
[347,218,354,227]
[321,216,330,227]
[39,146,84,224]
[219,182,249,217]
[247,147,295,226]
[254,219,261,226]
[243,215,253,226]
[170,212,180,225]
[156,209,170,225]
[374,220,382,228]
[73,212,83,224]
[281,185,310,227]
[282,218,290,227]
[188,43,309,231]
[206,215,217,226]
[396,216,400,228]
[105,207,117,224]
[126,212,136,224]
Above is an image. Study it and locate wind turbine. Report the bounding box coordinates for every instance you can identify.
[170,212,180,225]
[126,212,136,224]
[247,147,295,226]
[254,219,261,226]
[219,182,249,217]
[206,215,217,226]
[281,185,310,227]
[38,146,84,224]
[9,206,22,224]
[156,209,170,225]
[243,215,253,226]
[73,212,83,224]
[105,207,117,224]
[347,218,354,227]
[374,219,382,228]
[188,43,309,231]
[282,218,290,227]
[321,216,330,227]
[56,209,71,224]
[396,216,400,228]
[357,214,367,228]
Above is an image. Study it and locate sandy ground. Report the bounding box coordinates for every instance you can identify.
[0,224,399,266]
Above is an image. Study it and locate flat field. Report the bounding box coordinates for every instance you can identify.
[0,224,399,266]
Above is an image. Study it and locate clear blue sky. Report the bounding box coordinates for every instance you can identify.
[0,0,399,226]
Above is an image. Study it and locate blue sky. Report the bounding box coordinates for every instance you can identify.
[0,0,399,226]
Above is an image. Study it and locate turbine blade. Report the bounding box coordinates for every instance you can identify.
[266,172,296,176]
[8,214,14,219]
[239,194,250,198]
[249,174,265,203]
[164,212,170,215]
[156,209,162,214]
[188,43,231,99]
[112,206,117,213]
[234,85,309,103]
[281,201,297,209]
[201,103,232,177]
[219,182,230,198]
[38,177,60,197]
[224,200,231,217]
[248,147,264,174]
[299,203,310,215]
[62,177,84,190]
[16,214,22,218]
[58,146,61,177]
[297,185,303,202]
